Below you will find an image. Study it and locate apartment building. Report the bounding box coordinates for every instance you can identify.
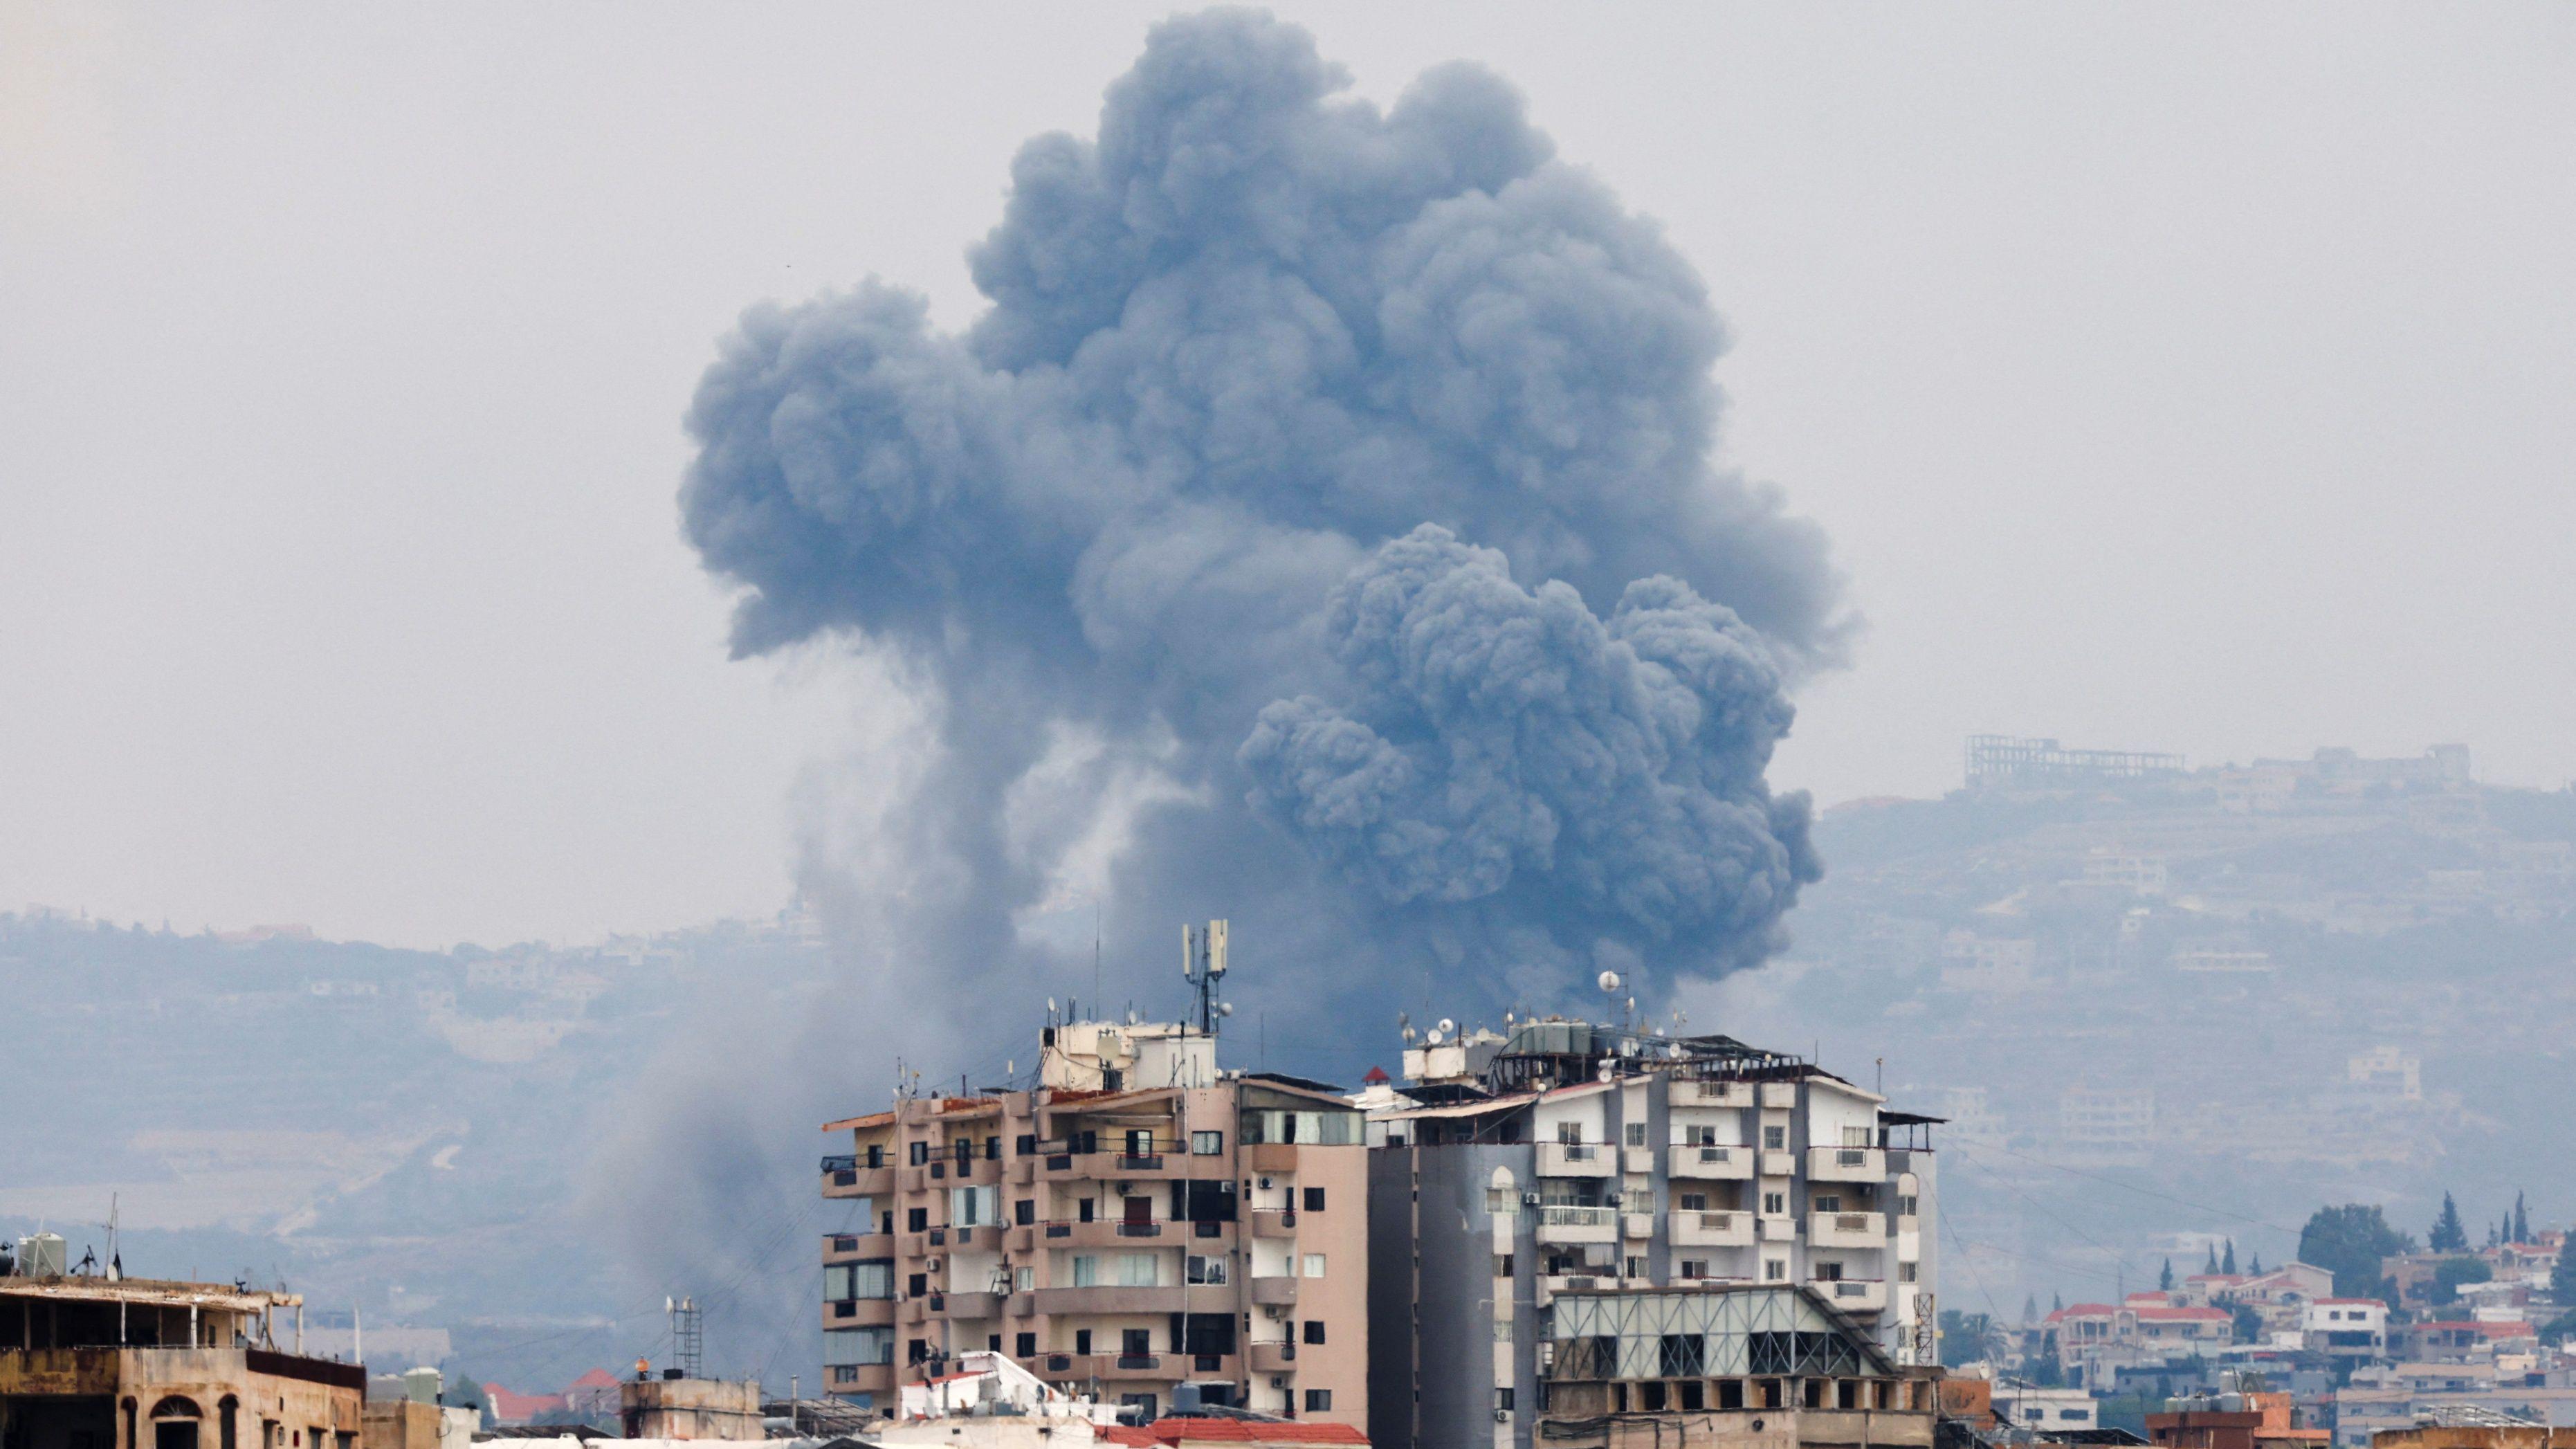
[1362,1020,1937,1449]
[819,1015,1367,1429]
[1,1270,363,1449]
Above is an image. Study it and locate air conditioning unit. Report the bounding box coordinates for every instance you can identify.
[1522,1192,1541,1207]
[1261,1304,1287,1320]
[1270,1377,1288,1390]
[1495,1411,1512,1423]
[1258,1177,1274,1190]
[927,1256,944,1271]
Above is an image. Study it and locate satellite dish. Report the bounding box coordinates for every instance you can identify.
[1218,1002,1234,1017]
[1625,996,1637,1016]
[1596,970,1622,994]
[1436,1018,1456,1035]
[1397,1011,1409,1028]
[1425,1029,1444,1046]
[1402,1026,1418,1043]
[1505,1011,1517,1026]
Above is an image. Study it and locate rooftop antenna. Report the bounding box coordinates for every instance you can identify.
[1182,919,1230,1035]
[668,1295,703,1378]
[1093,900,1102,1019]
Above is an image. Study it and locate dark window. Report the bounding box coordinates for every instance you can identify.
[1016,1134,1037,1156]
[1641,1383,1668,1412]
[1302,1320,1326,1345]
[1077,1197,1096,1222]
[1015,1199,1035,1225]
[866,1145,884,1167]
[907,1273,927,1297]
[988,1335,1003,1353]
[1718,1380,1745,1411]
[907,1208,928,1232]
[1660,1333,1706,1378]
[1494,1254,1514,1278]
[907,1339,928,1363]
[1679,1383,1704,1412]
[908,1141,929,1165]
[1122,1328,1151,1356]
[1302,1187,1325,1212]
[1075,1329,1093,1356]
[1303,1391,1331,1412]
[1496,1389,1515,1413]
[1016,1333,1036,1358]
[985,1136,1001,1160]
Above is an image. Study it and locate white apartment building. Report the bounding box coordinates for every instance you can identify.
[1362,1021,1937,1449]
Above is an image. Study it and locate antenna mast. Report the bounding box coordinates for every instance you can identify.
[668,1295,703,1378]
[1181,920,1230,1036]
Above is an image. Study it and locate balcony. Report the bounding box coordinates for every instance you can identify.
[822,1298,896,1329]
[1670,1210,1755,1248]
[1248,1340,1299,1374]
[1668,1144,1752,1180]
[1808,1210,1887,1248]
[823,1231,892,1261]
[1537,1142,1614,1178]
[1251,1209,1298,1239]
[1533,1205,1618,1246]
[1818,1277,1888,1312]
[1250,1275,1299,1307]
[1030,1285,1194,1316]
[1759,1151,1794,1177]
[1621,1213,1654,1241]
[1103,1354,1172,1383]
[1760,1215,1795,1242]
[1622,1147,1656,1175]
[1248,1143,1299,1174]
[820,1160,893,1198]
[829,1363,894,1394]
[1807,1145,1887,1183]
[936,1291,1003,1319]
[1672,1079,1755,1109]
[1536,1273,1608,1307]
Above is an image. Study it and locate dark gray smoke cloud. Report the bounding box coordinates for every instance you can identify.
[680,10,1840,1025]
[613,8,1843,1376]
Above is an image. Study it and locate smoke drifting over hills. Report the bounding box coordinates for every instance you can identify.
[680,9,1840,1030]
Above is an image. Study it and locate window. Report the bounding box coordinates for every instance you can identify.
[1074,1329,1093,1356]
[950,1184,998,1226]
[1303,1391,1332,1413]
[1493,1316,1513,1342]
[1118,1252,1158,1286]
[1303,1320,1326,1345]
[985,1136,1002,1160]
[1016,1133,1036,1156]
[907,1273,927,1297]
[1187,1255,1228,1284]
[1122,1328,1151,1357]
[987,1334,1003,1352]
[1191,1131,1223,1155]
[1815,1261,1844,1281]
[1625,1255,1646,1279]
[1302,1253,1326,1279]
[1016,1266,1034,1292]
[1815,1194,1842,1213]
[1680,1192,1708,1212]
[1899,1261,1919,1283]
[1684,1124,1716,1146]
[1844,1125,1872,1147]
[1077,1197,1096,1222]
[1303,1187,1326,1212]
[1016,1332,1036,1358]
[830,1260,893,1300]
[1125,1128,1155,1156]
[1762,1191,1785,1215]
[1625,1122,1647,1147]
[908,1141,929,1166]
[1015,1199,1035,1225]
[866,1144,885,1168]
[907,1207,929,1232]
[1763,1259,1787,1282]
[1494,1253,1515,1279]
[1071,1255,1098,1287]
[823,1327,894,1367]
[1486,1187,1521,1215]
[1897,1194,1919,1218]
[1680,1259,1709,1279]
[907,1338,929,1363]
[1496,1388,1515,1413]
[1763,1125,1786,1149]
[1556,1121,1583,1145]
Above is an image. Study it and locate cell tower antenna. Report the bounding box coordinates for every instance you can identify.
[1182,919,1230,1035]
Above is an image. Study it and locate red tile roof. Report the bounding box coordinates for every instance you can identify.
[565,1369,619,1389]
[1108,1421,1370,1446]
[2047,1303,2121,1321]
[2136,1306,2231,1322]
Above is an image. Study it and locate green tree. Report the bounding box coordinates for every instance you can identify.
[2302,1203,2419,1297]
[2431,1257,2493,1307]
[2249,1251,2263,1274]
[2161,1257,2175,1291]
[2550,1239,2576,1304]
[2231,1303,2265,1345]
[2205,1243,2221,1274]
[1939,1309,2005,1367]
[2430,1193,2469,1253]
[2513,1193,2530,1245]
[2222,1239,2238,1275]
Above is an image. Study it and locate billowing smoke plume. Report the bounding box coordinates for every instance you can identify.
[608,8,1842,1367]
[684,8,1836,1009]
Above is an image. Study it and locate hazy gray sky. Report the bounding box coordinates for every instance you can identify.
[4,3,2570,947]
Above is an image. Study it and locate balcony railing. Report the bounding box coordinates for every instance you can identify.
[821,1154,860,1172]
[1116,1354,1160,1371]
[1115,1221,1162,1237]
[1115,1154,1166,1171]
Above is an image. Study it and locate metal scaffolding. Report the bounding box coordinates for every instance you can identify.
[1964,736,2185,790]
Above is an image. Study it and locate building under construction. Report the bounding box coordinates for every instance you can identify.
[1964,736,2186,792]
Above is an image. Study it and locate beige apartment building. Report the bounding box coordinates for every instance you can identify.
[820,1016,1367,1430]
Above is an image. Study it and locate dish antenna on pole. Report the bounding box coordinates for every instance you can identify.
[1183,920,1231,1035]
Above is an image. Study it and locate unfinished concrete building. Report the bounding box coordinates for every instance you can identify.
[1,1274,361,1449]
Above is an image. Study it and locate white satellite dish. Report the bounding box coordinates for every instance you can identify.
[1436,1018,1456,1035]
[1425,1029,1444,1045]
[1596,970,1622,994]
